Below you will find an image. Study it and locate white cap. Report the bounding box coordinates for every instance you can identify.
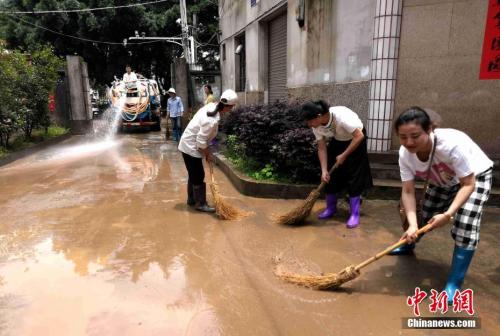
[220,89,238,105]
[167,88,176,94]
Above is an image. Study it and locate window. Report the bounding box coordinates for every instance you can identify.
[222,43,226,61]
[235,35,246,92]
[250,0,259,7]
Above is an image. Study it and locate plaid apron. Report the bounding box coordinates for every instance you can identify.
[422,168,493,250]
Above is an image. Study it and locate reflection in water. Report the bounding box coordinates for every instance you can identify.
[0,133,226,335]
[0,239,219,335]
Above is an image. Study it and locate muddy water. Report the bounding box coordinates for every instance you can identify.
[0,133,499,335]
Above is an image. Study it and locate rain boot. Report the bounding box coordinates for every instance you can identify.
[444,246,475,302]
[187,180,195,207]
[193,183,215,213]
[318,194,338,219]
[389,243,416,255]
[346,196,361,228]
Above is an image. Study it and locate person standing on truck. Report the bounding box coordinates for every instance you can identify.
[122,65,137,88]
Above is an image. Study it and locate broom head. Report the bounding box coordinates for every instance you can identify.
[209,181,250,220]
[272,189,321,225]
[276,265,360,290]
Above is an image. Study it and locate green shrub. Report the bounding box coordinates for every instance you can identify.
[221,102,321,183]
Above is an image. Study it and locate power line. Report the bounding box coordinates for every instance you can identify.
[6,15,164,46]
[0,0,170,14]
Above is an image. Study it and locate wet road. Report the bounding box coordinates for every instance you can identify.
[0,133,499,335]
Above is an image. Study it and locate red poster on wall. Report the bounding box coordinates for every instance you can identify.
[480,0,500,79]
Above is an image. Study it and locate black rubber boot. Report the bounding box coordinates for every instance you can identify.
[187,180,195,206]
[193,183,215,213]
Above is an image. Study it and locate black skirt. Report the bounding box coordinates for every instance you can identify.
[325,131,373,196]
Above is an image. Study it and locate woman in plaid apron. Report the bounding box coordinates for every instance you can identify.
[392,106,493,301]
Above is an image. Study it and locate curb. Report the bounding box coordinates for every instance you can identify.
[213,153,316,199]
[213,152,499,205]
[214,152,403,200]
[0,133,72,168]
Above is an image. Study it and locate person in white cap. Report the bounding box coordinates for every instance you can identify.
[178,89,238,213]
[167,88,184,141]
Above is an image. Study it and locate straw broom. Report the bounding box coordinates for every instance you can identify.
[208,161,250,220]
[273,163,339,226]
[276,223,434,289]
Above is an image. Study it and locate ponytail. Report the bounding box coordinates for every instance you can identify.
[207,101,225,117]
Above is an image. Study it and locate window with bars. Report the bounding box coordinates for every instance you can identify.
[236,35,246,92]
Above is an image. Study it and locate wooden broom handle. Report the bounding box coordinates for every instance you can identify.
[354,223,434,271]
[316,163,339,192]
[208,160,215,184]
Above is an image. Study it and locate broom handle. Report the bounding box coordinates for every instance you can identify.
[208,160,215,184]
[354,223,434,271]
[315,163,339,193]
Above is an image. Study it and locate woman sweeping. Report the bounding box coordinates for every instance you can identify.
[301,101,373,228]
[178,89,238,213]
[391,107,493,301]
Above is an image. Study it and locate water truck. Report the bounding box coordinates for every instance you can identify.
[109,76,161,131]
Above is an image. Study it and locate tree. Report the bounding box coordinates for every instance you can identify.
[0,0,220,87]
[0,48,25,147]
[0,44,64,146]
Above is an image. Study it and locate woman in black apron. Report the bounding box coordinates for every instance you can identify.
[301,100,373,228]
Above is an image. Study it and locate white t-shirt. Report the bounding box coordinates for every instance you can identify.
[178,103,219,158]
[123,72,137,82]
[312,106,364,141]
[399,128,493,187]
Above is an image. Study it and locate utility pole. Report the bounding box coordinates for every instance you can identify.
[192,13,198,65]
[179,0,192,64]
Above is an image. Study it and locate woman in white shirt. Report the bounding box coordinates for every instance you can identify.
[392,106,493,302]
[301,100,373,228]
[178,89,238,213]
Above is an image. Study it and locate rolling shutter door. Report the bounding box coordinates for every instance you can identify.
[268,13,287,103]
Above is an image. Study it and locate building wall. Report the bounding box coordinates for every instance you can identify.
[288,0,374,87]
[219,0,285,102]
[394,0,500,155]
[288,81,370,123]
[219,0,376,119]
[287,0,375,123]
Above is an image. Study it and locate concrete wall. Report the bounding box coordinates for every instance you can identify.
[219,0,285,102]
[219,0,375,113]
[66,56,92,134]
[288,0,374,87]
[394,0,500,155]
[288,81,370,124]
[173,58,190,126]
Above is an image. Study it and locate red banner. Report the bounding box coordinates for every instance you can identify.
[48,94,56,113]
[480,0,500,79]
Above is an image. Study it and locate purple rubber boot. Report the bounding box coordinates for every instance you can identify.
[318,194,338,219]
[346,196,361,228]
